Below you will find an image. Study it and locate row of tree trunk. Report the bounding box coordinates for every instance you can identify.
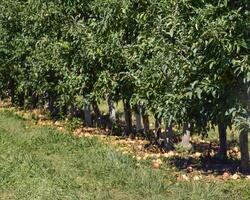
[2,88,249,173]
[84,98,150,135]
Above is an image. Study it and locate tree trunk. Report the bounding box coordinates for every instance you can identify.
[107,95,116,127]
[141,105,149,132]
[61,104,68,116]
[31,92,38,109]
[48,94,58,117]
[91,100,102,127]
[181,123,192,150]
[163,123,174,151]
[123,99,132,136]
[218,122,227,159]
[166,123,174,139]
[9,79,15,105]
[92,101,101,118]
[239,130,250,174]
[154,116,161,139]
[84,103,92,127]
[17,92,25,107]
[135,104,142,131]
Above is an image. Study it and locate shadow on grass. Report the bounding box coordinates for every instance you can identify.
[168,155,240,176]
[167,140,242,176]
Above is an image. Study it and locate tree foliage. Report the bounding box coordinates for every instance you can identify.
[0,0,250,167]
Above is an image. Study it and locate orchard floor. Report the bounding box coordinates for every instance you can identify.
[0,110,250,200]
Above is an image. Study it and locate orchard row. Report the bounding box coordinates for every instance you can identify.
[0,0,249,170]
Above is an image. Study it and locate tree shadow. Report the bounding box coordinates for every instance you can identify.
[167,140,242,176]
[167,155,240,176]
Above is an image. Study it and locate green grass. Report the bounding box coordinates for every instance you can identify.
[0,110,250,200]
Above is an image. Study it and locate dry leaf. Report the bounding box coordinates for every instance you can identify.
[194,152,202,158]
[152,160,161,169]
[222,172,230,180]
[193,175,201,181]
[136,156,142,161]
[182,174,189,181]
[231,174,240,180]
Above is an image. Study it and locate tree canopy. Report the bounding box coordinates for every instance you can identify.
[0,0,250,170]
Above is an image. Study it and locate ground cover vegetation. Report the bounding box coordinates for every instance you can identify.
[1,110,250,200]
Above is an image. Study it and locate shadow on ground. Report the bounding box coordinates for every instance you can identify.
[167,140,244,176]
